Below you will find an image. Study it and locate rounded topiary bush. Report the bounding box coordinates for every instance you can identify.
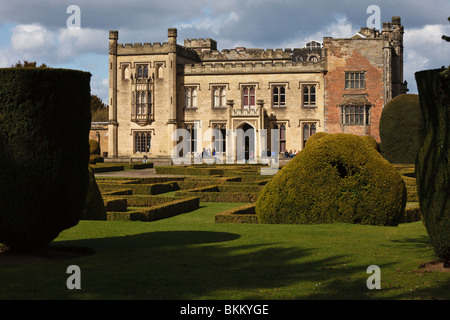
[306,132,380,152]
[379,94,425,164]
[305,132,328,148]
[360,135,380,152]
[0,68,91,252]
[256,133,406,226]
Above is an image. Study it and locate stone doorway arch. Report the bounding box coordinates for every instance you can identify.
[236,122,256,163]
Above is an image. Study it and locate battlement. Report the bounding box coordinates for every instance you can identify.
[180,59,325,75]
[184,38,218,55]
[199,48,297,61]
[116,41,171,55]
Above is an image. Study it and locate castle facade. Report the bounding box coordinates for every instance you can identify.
[107,17,406,163]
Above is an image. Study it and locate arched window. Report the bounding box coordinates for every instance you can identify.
[272,85,286,107]
[302,85,317,108]
[273,123,287,153]
[157,65,163,79]
[185,87,198,108]
[303,123,317,148]
[213,87,226,108]
[212,124,226,153]
[242,86,255,109]
[123,65,130,79]
[137,65,148,79]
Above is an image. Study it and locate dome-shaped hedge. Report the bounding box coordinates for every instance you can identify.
[256,133,406,225]
[306,132,379,152]
[305,132,328,148]
[379,94,425,164]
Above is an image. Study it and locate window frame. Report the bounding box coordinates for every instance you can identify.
[345,71,366,89]
[212,86,227,109]
[302,123,317,148]
[211,123,227,154]
[242,85,256,109]
[134,131,152,153]
[302,84,317,108]
[185,86,198,109]
[340,105,370,126]
[137,65,149,80]
[272,85,286,108]
[273,123,287,153]
[185,123,197,154]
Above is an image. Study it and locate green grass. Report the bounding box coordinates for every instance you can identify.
[1,202,449,300]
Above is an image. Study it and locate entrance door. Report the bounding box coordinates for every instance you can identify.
[237,123,255,163]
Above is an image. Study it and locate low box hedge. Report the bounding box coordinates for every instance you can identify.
[155,166,224,176]
[103,197,128,212]
[98,181,180,195]
[118,195,184,207]
[215,203,258,224]
[400,202,422,223]
[101,189,133,196]
[175,191,259,203]
[91,165,125,173]
[107,197,200,222]
[218,185,263,193]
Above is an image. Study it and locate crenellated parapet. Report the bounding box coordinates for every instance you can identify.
[199,48,295,61]
[116,41,171,55]
[181,59,325,75]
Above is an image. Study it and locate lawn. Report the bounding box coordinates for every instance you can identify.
[1,201,449,300]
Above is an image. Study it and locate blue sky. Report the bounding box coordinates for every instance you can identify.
[0,0,449,103]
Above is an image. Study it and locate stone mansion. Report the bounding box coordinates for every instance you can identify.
[104,16,407,163]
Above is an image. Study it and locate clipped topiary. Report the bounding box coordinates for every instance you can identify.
[415,67,450,264]
[360,135,380,152]
[305,132,328,148]
[379,94,425,164]
[0,68,91,252]
[82,167,107,220]
[306,132,379,152]
[256,133,406,225]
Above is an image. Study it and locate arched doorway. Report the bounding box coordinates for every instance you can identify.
[236,122,255,163]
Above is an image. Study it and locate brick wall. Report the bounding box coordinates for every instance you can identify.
[324,38,385,142]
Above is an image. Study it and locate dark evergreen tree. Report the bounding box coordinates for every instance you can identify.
[0,68,91,252]
[415,54,450,263]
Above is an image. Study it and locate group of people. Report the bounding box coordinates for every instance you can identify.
[284,150,298,158]
[202,148,216,157]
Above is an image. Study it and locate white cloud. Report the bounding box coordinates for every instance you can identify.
[403,24,450,93]
[57,27,108,62]
[10,23,55,56]
[3,23,108,65]
[176,11,239,35]
[281,16,358,48]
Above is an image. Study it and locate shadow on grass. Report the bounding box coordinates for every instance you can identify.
[4,229,441,300]
[0,230,392,300]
